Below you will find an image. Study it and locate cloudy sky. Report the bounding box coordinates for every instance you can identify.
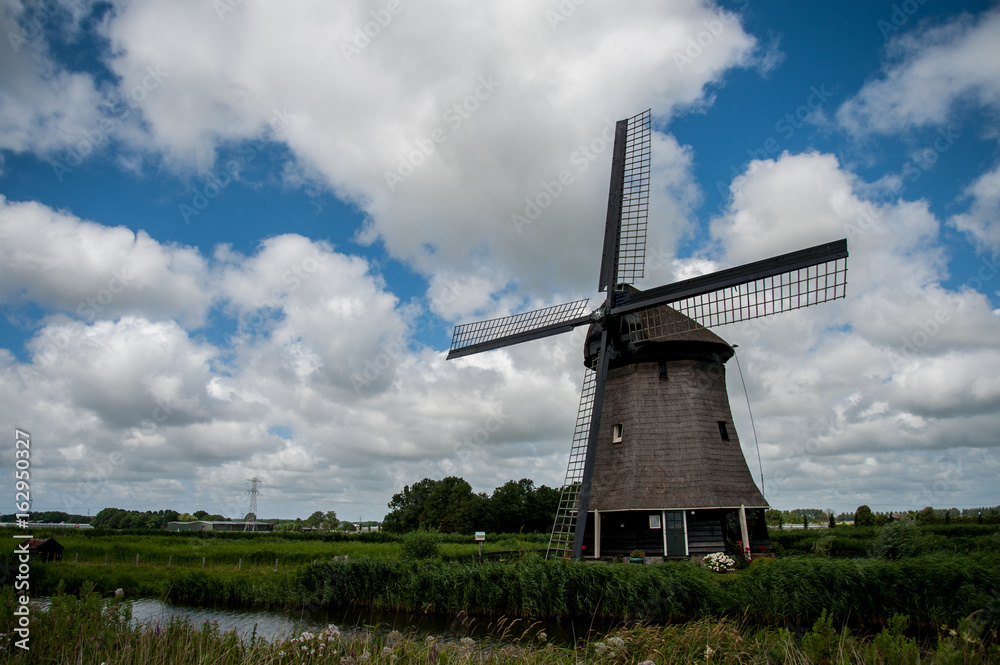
[1,0,998,522]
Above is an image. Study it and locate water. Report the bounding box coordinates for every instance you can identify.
[37,597,614,646]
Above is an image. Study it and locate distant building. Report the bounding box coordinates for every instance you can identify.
[26,538,64,562]
[166,521,273,532]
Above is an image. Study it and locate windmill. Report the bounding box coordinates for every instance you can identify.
[447,110,848,560]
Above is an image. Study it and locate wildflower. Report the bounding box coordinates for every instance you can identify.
[639,661,655,665]
[536,631,548,643]
[949,629,958,636]
[387,630,403,644]
[705,645,715,658]
[460,637,475,650]
[382,646,394,655]
[607,636,625,650]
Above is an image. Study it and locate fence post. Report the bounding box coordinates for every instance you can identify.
[275,558,278,572]
[105,553,108,565]
[238,558,242,570]
[135,553,139,566]
[168,556,172,568]
[202,557,205,569]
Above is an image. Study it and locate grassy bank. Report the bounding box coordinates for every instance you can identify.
[28,552,1000,632]
[3,529,544,569]
[3,586,999,664]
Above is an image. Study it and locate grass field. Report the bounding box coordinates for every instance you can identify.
[6,522,1000,661]
[2,585,999,664]
[5,528,545,570]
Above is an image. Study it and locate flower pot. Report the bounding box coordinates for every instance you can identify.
[629,557,644,564]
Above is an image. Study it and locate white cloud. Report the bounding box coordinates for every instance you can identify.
[0,196,212,326]
[837,8,1000,135]
[950,163,1000,254]
[709,151,1000,509]
[89,0,763,297]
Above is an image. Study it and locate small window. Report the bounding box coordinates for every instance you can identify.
[658,362,668,380]
[612,423,624,443]
[718,421,730,441]
[649,514,661,529]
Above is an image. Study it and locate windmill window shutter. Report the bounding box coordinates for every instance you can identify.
[658,362,667,380]
[612,423,624,443]
[718,421,730,441]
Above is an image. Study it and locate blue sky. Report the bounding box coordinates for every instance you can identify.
[1,0,998,521]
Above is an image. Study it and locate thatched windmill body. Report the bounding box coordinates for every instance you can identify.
[447,110,848,559]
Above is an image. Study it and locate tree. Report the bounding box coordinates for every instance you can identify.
[383,478,439,533]
[828,510,836,528]
[916,506,937,524]
[854,505,875,527]
[421,477,477,533]
[305,511,325,527]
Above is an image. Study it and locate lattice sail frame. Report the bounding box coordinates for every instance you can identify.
[616,109,651,286]
[628,257,847,342]
[449,299,589,354]
[546,353,600,560]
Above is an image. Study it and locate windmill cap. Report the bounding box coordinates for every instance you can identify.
[585,300,734,367]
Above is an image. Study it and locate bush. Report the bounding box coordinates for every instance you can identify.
[868,518,923,560]
[400,530,442,559]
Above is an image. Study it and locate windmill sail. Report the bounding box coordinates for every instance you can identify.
[447,299,590,359]
[617,239,848,333]
[599,109,651,292]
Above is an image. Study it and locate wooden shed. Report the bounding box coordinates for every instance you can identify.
[26,537,64,562]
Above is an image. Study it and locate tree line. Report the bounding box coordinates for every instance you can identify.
[381,477,559,534]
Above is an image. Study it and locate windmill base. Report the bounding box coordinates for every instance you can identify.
[578,507,772,559]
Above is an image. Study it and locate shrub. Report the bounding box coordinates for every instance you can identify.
[400,530,442,559]
[868,518,923,560]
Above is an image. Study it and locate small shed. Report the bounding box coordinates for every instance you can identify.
[27,538,64,562]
